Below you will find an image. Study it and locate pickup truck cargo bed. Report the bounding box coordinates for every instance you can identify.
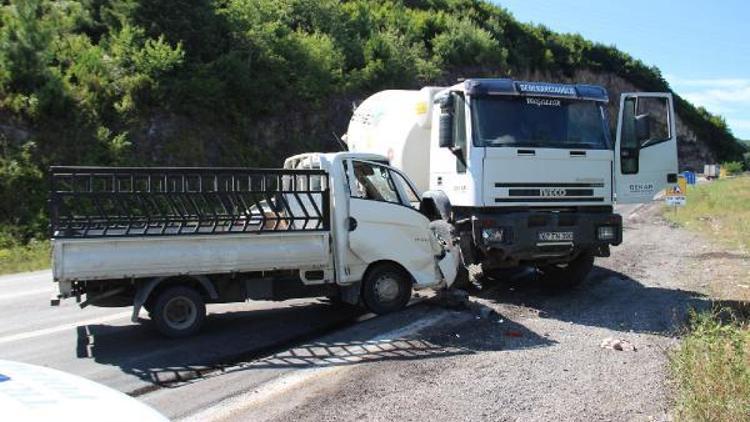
[52,232,330,282]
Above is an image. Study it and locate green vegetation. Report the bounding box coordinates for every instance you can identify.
[0,231,49,274]
[0,0,747,245]
[722,161,745,176]
[670,310,750,421]
[665,175,750,252]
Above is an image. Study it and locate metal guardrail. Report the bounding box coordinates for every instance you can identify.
[49,167,330,238]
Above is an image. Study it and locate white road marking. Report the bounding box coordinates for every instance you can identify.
[182,312,451,422]
[0,288,52,301]
[0,310,132,345]
[0,270,51,283]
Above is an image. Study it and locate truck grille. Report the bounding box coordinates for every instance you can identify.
[494,182,604,203]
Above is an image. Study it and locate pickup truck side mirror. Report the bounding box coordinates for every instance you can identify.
[438,95,455,149]
[635,113,651,144]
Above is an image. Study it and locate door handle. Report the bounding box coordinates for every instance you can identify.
[347,217,358,231]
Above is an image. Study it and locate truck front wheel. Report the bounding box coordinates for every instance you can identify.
[537,251,595,290]
[362,264,412,315]
[151,286,206,338]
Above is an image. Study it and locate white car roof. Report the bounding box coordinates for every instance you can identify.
[0,360,167,422]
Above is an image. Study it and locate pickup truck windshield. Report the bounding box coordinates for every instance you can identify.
[471,96,609,149]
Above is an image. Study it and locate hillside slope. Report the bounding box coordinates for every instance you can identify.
[0,0,746,238]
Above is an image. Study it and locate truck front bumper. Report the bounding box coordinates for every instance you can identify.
[467,209,622,267]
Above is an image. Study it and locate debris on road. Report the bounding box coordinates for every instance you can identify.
[600,337,637,352]
[436,288,470,309]
[478,306,496,320]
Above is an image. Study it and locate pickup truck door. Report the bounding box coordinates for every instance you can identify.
[614,93,679,203]
[344,159,447,287]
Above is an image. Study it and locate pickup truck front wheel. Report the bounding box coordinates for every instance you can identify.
[362,264,412,315]
[151,286,206,338]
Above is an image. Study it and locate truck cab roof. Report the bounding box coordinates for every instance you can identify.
[442,78,609,103]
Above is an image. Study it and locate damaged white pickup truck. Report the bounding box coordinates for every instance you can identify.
[49,152,459,337]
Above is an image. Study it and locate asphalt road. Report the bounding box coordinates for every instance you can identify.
[0,270,365,396]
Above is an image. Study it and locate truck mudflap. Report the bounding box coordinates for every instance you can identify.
[468,209,622,267]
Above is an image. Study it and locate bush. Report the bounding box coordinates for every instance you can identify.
[0,229,50,274]
[722,161,744,176]
[431,17,507,69]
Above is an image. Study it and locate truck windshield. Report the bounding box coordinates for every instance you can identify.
[471,96,609,149]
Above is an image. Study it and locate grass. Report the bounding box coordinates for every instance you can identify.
[664,175,750,252]
[664,176,750,420]
[0,237,50,275]
[670,310,750,421]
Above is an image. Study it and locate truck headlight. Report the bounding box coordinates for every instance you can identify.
[597,225,616,241]
[481,228,504,243]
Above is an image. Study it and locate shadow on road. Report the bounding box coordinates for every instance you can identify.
[75,298,553,389]
[74,265,749,391]
[76,301,366,387]
[477,265,749,335]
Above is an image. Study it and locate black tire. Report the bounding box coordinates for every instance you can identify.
[537,251,595,290]
[361,264,412,315]
[151,286,206,338]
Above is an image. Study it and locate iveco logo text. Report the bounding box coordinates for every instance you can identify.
[540,188,566,197]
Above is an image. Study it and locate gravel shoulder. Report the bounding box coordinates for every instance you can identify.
[225,202,747,422]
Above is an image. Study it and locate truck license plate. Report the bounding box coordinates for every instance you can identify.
[538,231,574,242]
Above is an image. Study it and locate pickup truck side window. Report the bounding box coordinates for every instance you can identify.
[351,161,400,203]
[390,170,420,208]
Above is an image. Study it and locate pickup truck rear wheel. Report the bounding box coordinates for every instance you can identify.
[151,286,206,338]
[362,264,412,315]
[537,251,595,290]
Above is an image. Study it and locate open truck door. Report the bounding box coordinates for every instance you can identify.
[614,92,679,204]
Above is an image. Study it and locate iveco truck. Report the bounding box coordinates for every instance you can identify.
[346,79,679,287]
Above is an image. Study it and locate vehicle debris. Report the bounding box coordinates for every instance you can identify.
[600,337,637,352]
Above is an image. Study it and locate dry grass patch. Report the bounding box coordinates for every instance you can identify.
[665,175,750,253]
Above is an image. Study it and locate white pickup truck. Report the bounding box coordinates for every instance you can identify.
[50,152,458,337]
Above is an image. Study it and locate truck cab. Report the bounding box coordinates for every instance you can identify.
[346,79,678,287]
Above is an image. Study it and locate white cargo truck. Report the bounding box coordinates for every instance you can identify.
[346,79,679,287]
[50,152,458,337]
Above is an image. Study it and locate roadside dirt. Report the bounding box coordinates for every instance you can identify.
[212,202,749,421]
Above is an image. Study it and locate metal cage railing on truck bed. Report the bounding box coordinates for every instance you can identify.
[49,167,330,238]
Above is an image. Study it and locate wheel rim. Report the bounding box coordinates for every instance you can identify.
[373,274,401,303]
[163,296,197,330]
